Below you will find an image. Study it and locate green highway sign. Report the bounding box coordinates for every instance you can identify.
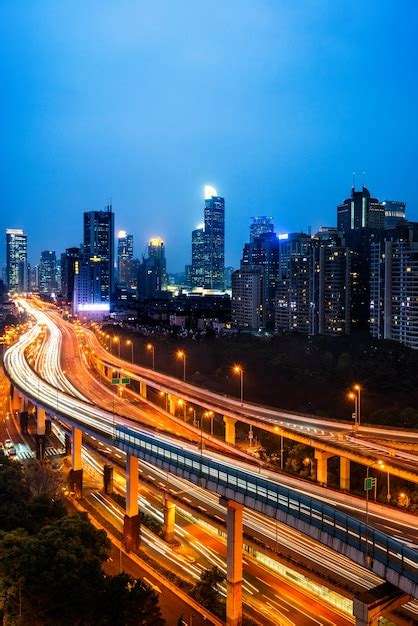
[364,477,376,492]
[121,378,131,384]
[111,378,121,385]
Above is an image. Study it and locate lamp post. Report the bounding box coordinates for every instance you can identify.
[177,350,186,382]
[177,399,186,420]
[189,407,197,426]
[205,411,214,435]
[353,384,361,427]
[126,340,134,363]
[348,391,358,429]
[159,391,168,412]
[113,336,120,358]
[147,343,155,370]
[233,364,244,406]
[364,459,384,566]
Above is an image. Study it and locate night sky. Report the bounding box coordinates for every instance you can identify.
[1,1,418,272]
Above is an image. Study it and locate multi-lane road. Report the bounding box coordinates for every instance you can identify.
[4,298,418,624]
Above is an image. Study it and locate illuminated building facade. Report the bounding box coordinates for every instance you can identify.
[6,228,28,293]
[203,186,225,290]
[39,250,57,294]
[191,226,205,288]
[137,237,167,299]
[117,230,134,286]
[61,247,80,301]
[83,206,114,303]
[383,200,406,229]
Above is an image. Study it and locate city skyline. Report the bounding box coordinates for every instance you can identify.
[2,2,418,271]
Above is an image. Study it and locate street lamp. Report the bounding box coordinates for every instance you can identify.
[113,336,121,358]
[189,407,197,426]
[159,390,168,412]
[204,410,215,435]
[147,343,155,370]
[233,364,244,406]
[348,391,358,429]
[177,399,186,420]
[126,339,134,363]
[177,350,186,382]
[353,384,361,427]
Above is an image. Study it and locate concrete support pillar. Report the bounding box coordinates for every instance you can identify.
[340,456,350,491]
[68,425,83,497]
[139,381,147,399]
[353,583,410,626]
[220,498,243,626]
[124,454,140,552]
[314,450,332,486]
[223,416,237,446]
[103,464,113,494]
[163,495,176,544]
[36,407,46,462]
[167,394,177,416]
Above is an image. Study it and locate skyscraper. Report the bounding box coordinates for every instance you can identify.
[6,229,28,293]
[370,221,418,349]
[249,216,274,242]
[39,251,57,294]
[83,206,114,303]
[203,185,225,290]
[191,226,205,288]
[137,237,167,299]
[61,247,81,301]
[231,269,262,330]
[117,230,134,286]
[337,187,385,234]
[383,200,407,229]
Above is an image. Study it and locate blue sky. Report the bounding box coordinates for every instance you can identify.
[1,1,418,271]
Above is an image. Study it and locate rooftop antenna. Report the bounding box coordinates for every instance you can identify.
[352,171,356,190]
[362,171,366,188]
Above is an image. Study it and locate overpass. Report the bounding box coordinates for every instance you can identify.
[4,306,418,624]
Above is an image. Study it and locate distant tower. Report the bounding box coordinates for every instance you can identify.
[6,228,28,293]
[249,216,274,242]
[83,206,115,303]
[148,237,167,290]
[39,251,57,294]
[203,185,225,290]
[191,225,205,288]
[117,230,134,286]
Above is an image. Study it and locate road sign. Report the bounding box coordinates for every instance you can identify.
[111,378,121,385]
[121,378,130,384]
[364,477,376,491]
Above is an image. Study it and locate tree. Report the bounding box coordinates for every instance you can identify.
[192,566,225,616]
[23,459,63,500]
[98,573,165,625]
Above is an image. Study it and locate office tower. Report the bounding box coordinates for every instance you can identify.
[275,245,315,334]
[191,226,205,288]
[29,264,39,292]
[383,200,406,229]
[137,237,167,299]
[39,251,57,294]
[370,221,418,349]
[6,228,28,293]
[83,206,114,303]
[61,247,81,301]
[73,257,106,316]
[147,237,167,290]
[275,230,350,335]
[249,216,274,242]
[203,185,225,290]
[337,186,385,234]
[316,230,351,335]
[117,230,134,286]
[231,269,262,330]
[337,187,385,331]
[240,231,281,330]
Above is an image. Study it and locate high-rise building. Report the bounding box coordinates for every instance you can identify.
[370,221,418,349]
[117,230,134,286]
[224,266,234,290]
[39,251,57,294]
[337,187,385,331]
[6,229,28,293]
[337,186,385,234]
[203,186,225,290]
[383,200,406,229]
[275,230,350,335]
[83,206,114,303]
[249,216,274,242]
[61,247,81,301]
[241,231,281,329]
[191,226,205,288]
[137,237,167,299]
[231,269,263,330]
